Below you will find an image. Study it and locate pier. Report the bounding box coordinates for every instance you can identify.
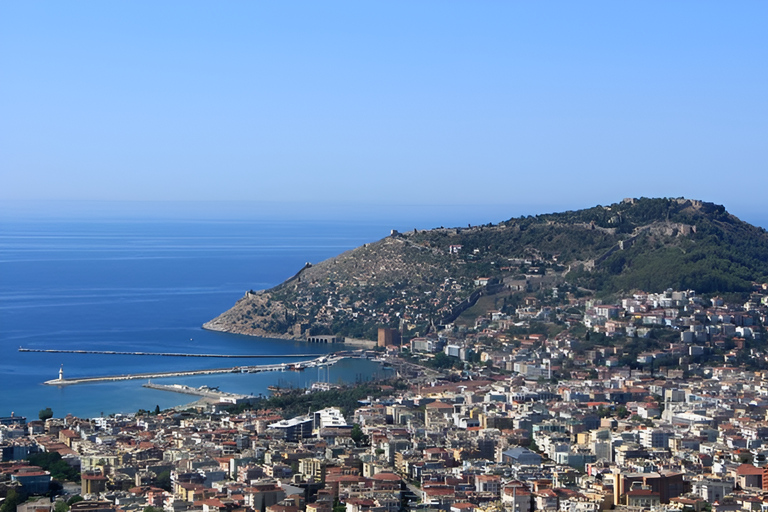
[43,354,346,386]
[19,347,323,358]
[142,382,251,403]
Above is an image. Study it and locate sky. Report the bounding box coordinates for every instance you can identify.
[1,2,766,223]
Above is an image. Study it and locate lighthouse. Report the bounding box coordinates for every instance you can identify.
[59,365,63,381]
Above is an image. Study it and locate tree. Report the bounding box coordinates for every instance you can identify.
[350,424,367,446]
[54,501,69,512]
[156,470,172,492]
[67,496,84,507]
[429,352,458,370]
[39,407,53,421]
[28,452,81,482]
[154,405,161,415]
[0,488,26,512]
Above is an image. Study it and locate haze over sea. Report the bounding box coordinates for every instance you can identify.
[2,201,767,420]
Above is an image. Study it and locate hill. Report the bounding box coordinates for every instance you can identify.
[203,198,768,340]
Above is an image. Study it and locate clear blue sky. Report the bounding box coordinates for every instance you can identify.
[1,2,766,222]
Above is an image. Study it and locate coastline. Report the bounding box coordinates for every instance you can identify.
[202,321,378,348]
[201,321,299,340]
[1,217,391,419]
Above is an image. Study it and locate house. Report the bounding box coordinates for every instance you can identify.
[625,487,660,509]
[734,463,763,489]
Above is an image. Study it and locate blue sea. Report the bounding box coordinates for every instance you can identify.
[0,212,411,420]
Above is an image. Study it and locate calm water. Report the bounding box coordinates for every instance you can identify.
[0,218,394,419]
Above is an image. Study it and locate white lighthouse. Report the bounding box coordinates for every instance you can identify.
[59,365,63,381]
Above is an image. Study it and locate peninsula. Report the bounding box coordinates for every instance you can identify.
[204,197,768,342]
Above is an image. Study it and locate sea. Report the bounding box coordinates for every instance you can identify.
[2,202,765,421]
[0,219,379,419]
[0,202,527,421]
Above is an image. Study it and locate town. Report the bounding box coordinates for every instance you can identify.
[4,283,768,512]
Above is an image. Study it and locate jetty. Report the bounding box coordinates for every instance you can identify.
[43,354,347,386]
[19,347,322,358]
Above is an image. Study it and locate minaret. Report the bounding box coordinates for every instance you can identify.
[59,364,63,381]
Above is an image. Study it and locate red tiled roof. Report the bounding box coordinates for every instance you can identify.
[424,488,455,496]
[736,464,764,475]
[371,473,400,481]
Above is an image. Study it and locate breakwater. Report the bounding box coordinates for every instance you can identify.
[19,347,320,358]
[43,354,346,386]
[45,366,251,386]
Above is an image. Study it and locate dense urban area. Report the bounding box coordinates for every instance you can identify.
[5,280,768,512]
